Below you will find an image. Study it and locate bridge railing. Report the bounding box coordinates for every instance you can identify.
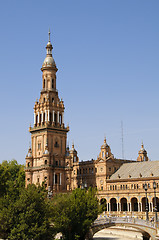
[93,216,156,229]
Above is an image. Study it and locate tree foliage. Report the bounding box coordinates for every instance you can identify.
[50,188,99,240]
[0,160,99,240]
[0,160,54,239]
[0,159,25,198]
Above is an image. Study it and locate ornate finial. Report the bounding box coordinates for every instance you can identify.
[48,29,50,42]
[72,141,74,149]
[104,136,106,143]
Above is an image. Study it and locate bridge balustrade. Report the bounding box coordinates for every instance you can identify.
[93,216,156,229]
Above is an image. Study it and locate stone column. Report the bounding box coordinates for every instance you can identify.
[152,202,154,212]
[38,112,40,124]
[109,203,111,212]
[107,203,109,212]
[57,111,59,123]
[117,202,119,212]
[54,172,55,184]
[128,203,129,212]
[48,110,50,122]
[45,110,47,122]
[141,202,142,212]
[149,202,151,212]
[34,113,36,125]
[41,111,43,122]
[138,202,140,212]
[130,202,132,212]
[62,112,64,124]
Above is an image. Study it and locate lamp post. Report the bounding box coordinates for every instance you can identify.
[153,181,158,225]
[47,186,53,200]
[144,182,149,221]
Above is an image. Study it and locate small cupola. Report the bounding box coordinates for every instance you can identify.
[137,142,148,162]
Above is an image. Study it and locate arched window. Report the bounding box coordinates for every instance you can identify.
[54,113,57,125]
[44,79,46,88]
[36,115,38,126]
[49,112,52,122]
[52,79,54,88]
[43,113,45,124]
[45,160,47,165]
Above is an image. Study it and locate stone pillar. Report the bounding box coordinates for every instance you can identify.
[57,111,59,123]
[149,202,151,212]
[128,203,129,212]
[41,111,43,122]
[45,110,47,122]
[141,202,142,212]
[138,202,140,212]
[152,202,154,212]
[130,202,132,212]
[54,172,55,184]
[107,203,109,212]
[38,112,40,124]
[117,202,119,212]
[48,110,50,122]
[62,112,64,124]
[34,113,36,125]
[53,110,55,122]
[109,203,111,212]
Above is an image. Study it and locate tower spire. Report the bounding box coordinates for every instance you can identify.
[48,28,51,42]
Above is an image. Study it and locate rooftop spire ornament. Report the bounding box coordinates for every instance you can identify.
[48,28,51,42]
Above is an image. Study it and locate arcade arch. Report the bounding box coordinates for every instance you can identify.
[120,197,127,211]
[131,197,138,212]
[110,198,117,211]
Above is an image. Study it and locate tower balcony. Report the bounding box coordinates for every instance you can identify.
[29,122,69,133]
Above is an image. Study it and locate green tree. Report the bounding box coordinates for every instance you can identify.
[0,159,25,198]
[0,159,25,239]
[0,184,54,240]
[0,160,54,239]
[51,188,99,240]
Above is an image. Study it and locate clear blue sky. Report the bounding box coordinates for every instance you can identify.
[0,1,159,164]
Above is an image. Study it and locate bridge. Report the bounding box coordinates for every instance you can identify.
[86,216,159,240]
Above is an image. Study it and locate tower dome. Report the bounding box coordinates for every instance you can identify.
[41,30,57,70]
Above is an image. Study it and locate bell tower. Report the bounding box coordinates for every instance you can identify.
[25,31,69,192]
